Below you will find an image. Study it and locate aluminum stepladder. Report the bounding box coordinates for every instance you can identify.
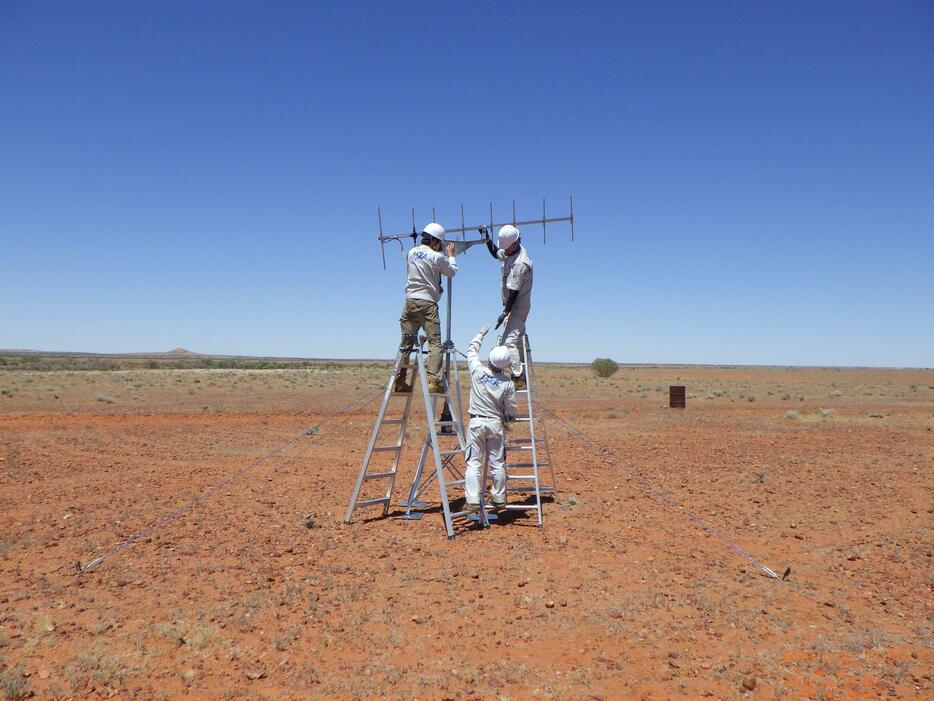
[343,340,417,522]
[498,333,556,528]
[344,335,473,537]
[400,337,489,536]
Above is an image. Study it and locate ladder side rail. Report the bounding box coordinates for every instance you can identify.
[416,338,458,538]
[519,338,556,493]
[344,350,408,523]
[522,335,544,527]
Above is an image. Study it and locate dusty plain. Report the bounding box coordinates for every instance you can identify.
[1,360,932,700]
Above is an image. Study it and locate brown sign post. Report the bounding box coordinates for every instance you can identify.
[669,385,686,409]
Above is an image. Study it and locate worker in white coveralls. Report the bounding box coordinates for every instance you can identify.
[394,223,457,395]
[484,224,533,389]
[464,325,518,511]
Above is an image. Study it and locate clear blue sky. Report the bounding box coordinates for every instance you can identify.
[2,1,932,366]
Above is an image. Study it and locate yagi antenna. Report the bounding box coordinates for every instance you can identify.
[377,197,576,269]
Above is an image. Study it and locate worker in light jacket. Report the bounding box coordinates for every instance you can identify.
[394,222,457,394]
[485,224,532,389]
[463,325,517,510]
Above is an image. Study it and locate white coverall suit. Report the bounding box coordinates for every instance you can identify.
[498,245,533,377]
[464,329,518,506]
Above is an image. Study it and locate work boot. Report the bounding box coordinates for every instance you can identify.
[512,373,526,390]
[393,374,411,393]
[464,503,480,514]
[427,378,445,394]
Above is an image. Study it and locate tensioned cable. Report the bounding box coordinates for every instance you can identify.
[539,403,783,581]
[73,384,385,575]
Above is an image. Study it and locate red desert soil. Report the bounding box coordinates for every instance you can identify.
[1,364,932,699]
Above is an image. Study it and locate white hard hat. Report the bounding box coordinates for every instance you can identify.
[422,222,445,241]
[497,224,519,248]
[489,346,512,370]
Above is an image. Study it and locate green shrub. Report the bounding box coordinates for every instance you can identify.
[591,358,619,378]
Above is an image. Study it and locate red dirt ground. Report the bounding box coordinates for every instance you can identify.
[1,364,932,699]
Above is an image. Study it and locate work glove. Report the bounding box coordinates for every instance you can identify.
[495,312,507,330]
[478,324,490,338]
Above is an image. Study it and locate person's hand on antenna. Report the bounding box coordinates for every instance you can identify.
[446,242,456,257]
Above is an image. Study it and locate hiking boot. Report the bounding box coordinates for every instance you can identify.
[393,376,411,393]
[427,378,445,394]
[491,499,506,509]
[512,374,526,390]
[464,503,480,514]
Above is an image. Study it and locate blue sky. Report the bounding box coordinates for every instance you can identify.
[1,1,932,366]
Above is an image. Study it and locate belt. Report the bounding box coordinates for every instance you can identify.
[469,413,501,420]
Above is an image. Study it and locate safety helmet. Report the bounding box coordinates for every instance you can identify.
[422,222,446,241]
[497,224,520,248]
[489,346,512,370]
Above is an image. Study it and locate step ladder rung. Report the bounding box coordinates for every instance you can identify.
[439,449,463,457]
[363,471,396,481]
[507,462,549,469]
[380,418,406,425]
[506,485,555,493]
[354,497,390,508]
[446,479,465,487]
[506,474,538,480]
[502,504,537,510]
[371,445,402,453]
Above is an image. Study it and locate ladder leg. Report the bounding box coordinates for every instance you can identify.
[417,337,456,538]
[344,349,409,524]
[523,335,544,528]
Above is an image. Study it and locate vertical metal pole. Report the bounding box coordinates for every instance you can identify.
[378,207,386,269]
[512,200,516,225]
[432,206,437,223]
[542,197,547,244]
[570,195,575,241]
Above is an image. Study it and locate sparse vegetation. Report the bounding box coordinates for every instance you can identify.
[1,665,29,701]
[590,358,619,378]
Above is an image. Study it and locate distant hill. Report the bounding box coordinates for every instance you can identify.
[159,348,201,357]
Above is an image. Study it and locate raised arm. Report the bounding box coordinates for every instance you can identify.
[437,243,457,278]
[481,227,499,260]
[467,325,489,374]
